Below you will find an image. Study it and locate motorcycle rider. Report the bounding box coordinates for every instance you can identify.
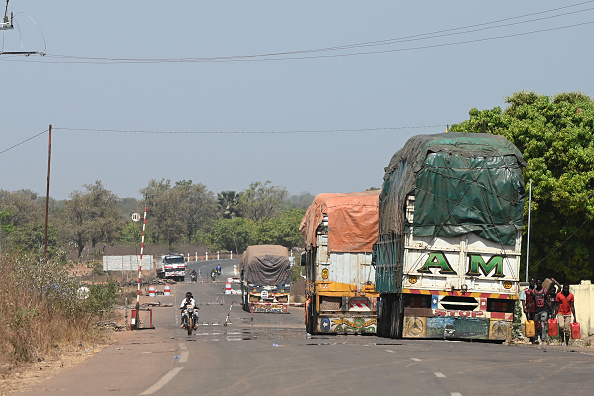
[180,292,199,330]
[190,269,197,282]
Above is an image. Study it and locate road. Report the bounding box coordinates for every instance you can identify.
[19,261,594,396]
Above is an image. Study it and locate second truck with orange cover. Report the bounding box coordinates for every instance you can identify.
[300,191,380,334]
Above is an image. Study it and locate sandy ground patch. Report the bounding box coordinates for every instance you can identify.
[0,318,132,396]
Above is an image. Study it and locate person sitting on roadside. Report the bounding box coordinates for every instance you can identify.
[555,283,577,346]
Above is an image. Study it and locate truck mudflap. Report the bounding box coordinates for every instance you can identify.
[317,315,377,334]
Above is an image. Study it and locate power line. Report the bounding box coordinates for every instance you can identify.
[1,3,593,64]
[0,125,448,155]
[0,129,47,154]
[53,125,447,134]
[13,21,594,64]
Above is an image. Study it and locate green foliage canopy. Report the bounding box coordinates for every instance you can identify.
[452,91,594,282]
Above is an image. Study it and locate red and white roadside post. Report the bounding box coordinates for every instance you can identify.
[131,207,147,330]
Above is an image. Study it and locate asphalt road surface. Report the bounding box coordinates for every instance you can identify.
[20,260,594,396]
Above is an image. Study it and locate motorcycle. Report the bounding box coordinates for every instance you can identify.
[182,305,198,335]
[211,269,217,282]
[190,272,197,283]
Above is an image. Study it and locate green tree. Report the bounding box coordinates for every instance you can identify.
[3,222,63,260]
[207,217,256,253]
[141,179,185,248]
[63,181,122,258]
[217,190,242,219]
[175,180,218,243]
[260,208,306,249]
[452,91,594,282]
[239,181,288,222]
[0,189,45,229]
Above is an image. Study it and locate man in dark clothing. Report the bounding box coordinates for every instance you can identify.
[532,279,551,344]
[520,278,536,342]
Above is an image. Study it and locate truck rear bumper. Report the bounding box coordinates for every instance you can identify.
[316,313,378,334]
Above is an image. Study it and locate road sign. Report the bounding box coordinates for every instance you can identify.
[132,213,140,222]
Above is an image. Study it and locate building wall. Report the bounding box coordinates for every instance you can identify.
[571,280,593,338]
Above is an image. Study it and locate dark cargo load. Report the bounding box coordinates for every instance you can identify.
[240,245,291,286]
[381,132,526,246]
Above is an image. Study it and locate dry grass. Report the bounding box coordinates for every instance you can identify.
[0,254,120,381]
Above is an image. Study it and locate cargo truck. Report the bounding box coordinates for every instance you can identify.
[240,245,291,313]
[156,253,186,282]
[300,191,380,334]
[374,133,526,341]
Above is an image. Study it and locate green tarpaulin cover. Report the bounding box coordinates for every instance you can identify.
[380,133,526,246]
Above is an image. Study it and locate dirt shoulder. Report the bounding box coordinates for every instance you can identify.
[1,297,177,396]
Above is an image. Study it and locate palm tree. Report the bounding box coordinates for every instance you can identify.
[217,191,242,219]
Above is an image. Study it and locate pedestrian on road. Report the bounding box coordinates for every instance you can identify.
[547,278,561,319]
[532,279,550,344]
[555,283,577,346]
[520,278,536,342]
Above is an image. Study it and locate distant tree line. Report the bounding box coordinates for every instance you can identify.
[0,180,312,260]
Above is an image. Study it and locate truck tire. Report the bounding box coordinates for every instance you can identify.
[307,301,318,335]
[390,297,403,339]
[306,303,314,334]
[377,297,388,338]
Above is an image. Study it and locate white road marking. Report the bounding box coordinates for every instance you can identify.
[140,367,183,395]
[410,358,421,361]
[434,372,446,378]
[451,393,462,396]
[178,343,189,362]
[385,350,395,353]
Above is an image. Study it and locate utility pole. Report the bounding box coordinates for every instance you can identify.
[44,125,51,261]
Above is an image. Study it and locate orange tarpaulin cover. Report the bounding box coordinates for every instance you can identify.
[300,190,380,253]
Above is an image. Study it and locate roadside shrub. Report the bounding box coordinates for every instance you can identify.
[0,253,114,367]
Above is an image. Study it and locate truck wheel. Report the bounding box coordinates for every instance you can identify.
[377,298,387,338]
[390,298,403,339]
[306,303,314,334]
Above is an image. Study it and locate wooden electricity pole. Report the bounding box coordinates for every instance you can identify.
[44,125,51,261]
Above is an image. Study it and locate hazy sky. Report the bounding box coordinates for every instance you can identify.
[1,1,593,200]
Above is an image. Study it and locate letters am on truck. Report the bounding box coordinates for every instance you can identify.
[300,191,380,335]
[374,133,526,341]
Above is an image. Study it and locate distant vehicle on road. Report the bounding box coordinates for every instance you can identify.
[157,253,186,282]
[241,245,291,313]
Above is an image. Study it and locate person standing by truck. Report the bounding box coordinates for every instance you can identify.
[532,279,549,344]
[555,283,577,346]
[520,278,536,343]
